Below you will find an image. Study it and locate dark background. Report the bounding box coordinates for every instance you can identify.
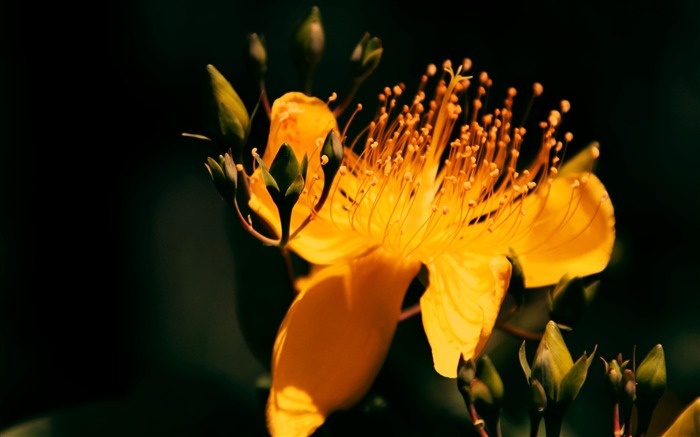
[2,0,699,436]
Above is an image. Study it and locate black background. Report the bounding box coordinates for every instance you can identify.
[3,1,700,436]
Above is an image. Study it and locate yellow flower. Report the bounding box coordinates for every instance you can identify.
[248,62,616,436]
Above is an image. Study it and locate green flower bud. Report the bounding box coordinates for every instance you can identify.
[350,32,383,83]
[475,355,504,407]
[205,152,238,205]
[521,321,596,412]
[256,144,308,245]
[549,274,598,329]
[457,354,476,397]
[636,344,667,399]
[635,344,667,437]
[319,129,344,200]
[621,368,636,405]
[290,6,325,93]
[207,64,251,156]
[248,33,268,79]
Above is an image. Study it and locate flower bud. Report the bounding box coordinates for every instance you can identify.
[635,344,667,437]
[520,320,596,434]
[247,33,268,79]
[319,129,344,198]
[350,32,383,83]
[475,355,504,407]
[256,143,308,245]
[290,6,325,92]
[207,64,251,156]
[205,152,238,205]
[457,354,476,397]
[636,344,667,399]
[549,274,598,329]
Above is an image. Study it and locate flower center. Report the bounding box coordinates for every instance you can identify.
[315,60,597,259]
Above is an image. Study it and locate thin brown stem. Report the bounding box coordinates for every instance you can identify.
[496,322,544,341]
[332,80,361,117]
[613,403,623,437]
[399,303,421,321]
[279,247,299,296]
[469,403,489,437]
[260,79,271,119]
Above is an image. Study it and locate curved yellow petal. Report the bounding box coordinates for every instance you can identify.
[263,91,338,164]
[248,176,371,265]
[266,249,421,436]
[247,91,372,264]
[512,172,616,288]
[419,254,511,378]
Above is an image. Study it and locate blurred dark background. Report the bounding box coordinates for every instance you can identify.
[2,0,699,435]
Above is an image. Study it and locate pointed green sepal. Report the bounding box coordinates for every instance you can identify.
[257,144,307,245]
[268,143,306,201]
[350,32,383,83]
[558,345,597,406]
[207,64,251,154]
[255,156,279,193]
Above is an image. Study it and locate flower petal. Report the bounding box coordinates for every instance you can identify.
[264,92,339,164]
[420,253,511,378]
[512,172,616,288]
[266,249,421,436]
[247,91,372,264]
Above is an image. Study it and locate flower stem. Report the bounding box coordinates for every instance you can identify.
[613,403,623,437]
[260,79,271,119]
[468,403,489,437]
[332,79,361,117]
[496,321,543,341]
[544,412,563,437]
[399,303,421,321]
